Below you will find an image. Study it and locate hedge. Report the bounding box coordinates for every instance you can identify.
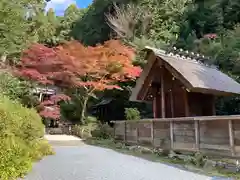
[0,95,54,180]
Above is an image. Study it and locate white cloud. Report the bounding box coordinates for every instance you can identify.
[45,0,77,16]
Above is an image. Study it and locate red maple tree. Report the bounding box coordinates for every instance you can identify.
[39,105,61,120]
[15,40,142,123]
[38,94,71,120]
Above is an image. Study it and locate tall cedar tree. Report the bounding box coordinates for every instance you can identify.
[15,40,141,123]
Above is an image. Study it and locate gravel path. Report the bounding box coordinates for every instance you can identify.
[24,143,216,180]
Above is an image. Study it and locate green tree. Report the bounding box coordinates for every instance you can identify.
[71,0,113,45]
[33,8,60,46]
[57,4,86,42]
[0,72,39,108]
[0,0,45,62]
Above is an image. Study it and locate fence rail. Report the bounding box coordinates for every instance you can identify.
[45,126,73,135]
[113,115,240,157]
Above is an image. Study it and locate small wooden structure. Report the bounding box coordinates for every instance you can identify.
[111,47,240,157]
[92,98,117,122]
[130,47,240,118]
[32,86,57,102]
[32,86,59,128]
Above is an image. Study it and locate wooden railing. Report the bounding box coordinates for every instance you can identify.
[113,115,240,157]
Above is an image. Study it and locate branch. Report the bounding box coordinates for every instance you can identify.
[105,3,141,39]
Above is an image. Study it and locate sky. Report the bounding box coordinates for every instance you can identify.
[45,0,92,16]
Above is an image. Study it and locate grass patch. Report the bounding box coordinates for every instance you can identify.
[85,138,240,179]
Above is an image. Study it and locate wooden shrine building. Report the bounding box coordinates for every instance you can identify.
[130,47,240,118]
[113,47,240,157]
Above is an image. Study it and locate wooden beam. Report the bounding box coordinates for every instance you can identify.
[137,60,158,100]
[173,142,197,151]
[131,52,156,102]
[200,144,230,151]
[160,67,166,118]
[191,87,238,96]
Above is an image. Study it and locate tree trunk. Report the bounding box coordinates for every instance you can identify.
[80,95,89,124]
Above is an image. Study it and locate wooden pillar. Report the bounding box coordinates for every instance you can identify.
[170,90,174,117]
[136,121,139,144]
[170,121,174,149]
[194,120,200,151]
[124,121,127,143]
[160,68,166,118]
[228,120,235,156]
[113,122,116,139]
[151,120,154,146]
[169,81,174,149]
[212,96,216,115]
[39,92,43,102]
[183,89,189,117]
[153,97,157,118]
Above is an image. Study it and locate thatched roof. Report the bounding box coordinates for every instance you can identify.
[130,46,240,101]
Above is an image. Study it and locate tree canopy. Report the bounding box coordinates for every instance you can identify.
[15,39,141,122]
[0,0,45,60]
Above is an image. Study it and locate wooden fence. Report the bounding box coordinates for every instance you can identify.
[113,115,240,157]
[45,126,73,135]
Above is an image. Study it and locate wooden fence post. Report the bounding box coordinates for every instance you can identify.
[151,120,154,146]
[228,120,235,156]
[194,120,200,151]
[170,120,174,150]
[124,121,127,144]
[113,122,116,139]
[136,121,139,144]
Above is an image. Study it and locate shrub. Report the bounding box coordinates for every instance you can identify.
[91,124,114,139]
[85,116,98,124]
[72,122,98,139]
[72,124,90,139]
[72,121,114,140]
[194,152,206,167]
[0,72,39,108]
[0,95,54,180]
[125,108,141,120]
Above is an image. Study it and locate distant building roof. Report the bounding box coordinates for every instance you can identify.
[93,98,113,107]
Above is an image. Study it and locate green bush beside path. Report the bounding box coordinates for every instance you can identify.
[0,95,54,180]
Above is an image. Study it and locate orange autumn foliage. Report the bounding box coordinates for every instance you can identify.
[16,40,141,90]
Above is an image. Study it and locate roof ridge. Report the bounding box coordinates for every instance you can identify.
[144,46,218,70]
